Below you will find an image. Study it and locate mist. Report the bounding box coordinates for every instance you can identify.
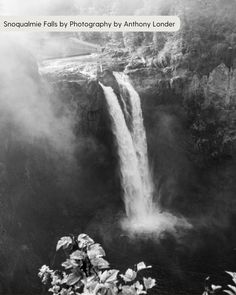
[0,35,76,157]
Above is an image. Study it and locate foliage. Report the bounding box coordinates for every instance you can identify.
[68,0,236,71]
[203,272,236,295]
[38,233,156,295]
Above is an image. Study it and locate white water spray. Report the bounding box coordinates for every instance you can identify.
[100,74,190,235]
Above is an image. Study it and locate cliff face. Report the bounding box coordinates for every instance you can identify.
[108,32,236,222]
[203,64,236,105]
[127,62,236,105]
[39,40,236,212]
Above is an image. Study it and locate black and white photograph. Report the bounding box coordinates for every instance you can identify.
[0,0,236,294]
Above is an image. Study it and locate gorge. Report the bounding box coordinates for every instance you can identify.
[0,38,235,294]
[1,1,236,294]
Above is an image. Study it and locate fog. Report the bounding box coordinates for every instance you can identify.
[2,0,236,17]
[1,0,75,15]
[0,35,75,157]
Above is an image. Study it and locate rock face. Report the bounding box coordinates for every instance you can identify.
[126,62,236,108]
[39,46,236,110]
[125,68,163,96]
[185,63,236,106]
[207,63,231,105]
[207,63,231,103]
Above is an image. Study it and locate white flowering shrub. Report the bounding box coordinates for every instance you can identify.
[38,234,156,295]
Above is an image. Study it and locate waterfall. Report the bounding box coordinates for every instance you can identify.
[100,73,190,234]
[113,73,154,210]
[100,84,144,217]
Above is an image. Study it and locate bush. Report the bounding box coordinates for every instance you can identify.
[38,234,156,295]
[203,272,236,295]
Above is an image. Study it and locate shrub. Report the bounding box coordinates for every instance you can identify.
[38,234,156,295]
[203,272,236,295]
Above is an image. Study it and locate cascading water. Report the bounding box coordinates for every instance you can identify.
[113,73,154,211]
[100,84,144,218]
[100,74,190,235]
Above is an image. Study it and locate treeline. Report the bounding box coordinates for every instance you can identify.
[70,0,236,73]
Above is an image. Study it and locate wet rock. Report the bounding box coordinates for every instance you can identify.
[98,70,120,93]
[200,63,236,105]
[170,76,186,95]
[207,63,231,105]
[126,68,163,96]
